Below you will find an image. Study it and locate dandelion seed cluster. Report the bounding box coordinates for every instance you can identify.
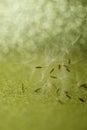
[0,0,87,101]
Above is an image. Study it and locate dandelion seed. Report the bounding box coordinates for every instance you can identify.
[50,68,54,74]
[63,65,70,72]
[68,59,71,64]
[66,68,70,72]
[58,64,61,70]
[80,84,87,89]
[34,88,41,93]
[65,91,71,99]
[50,75,57,79]
[79,98,85,103]
[35,66,43,69]
[58,99,64,104]
[56,88,60,96]
[22,83,25,93]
